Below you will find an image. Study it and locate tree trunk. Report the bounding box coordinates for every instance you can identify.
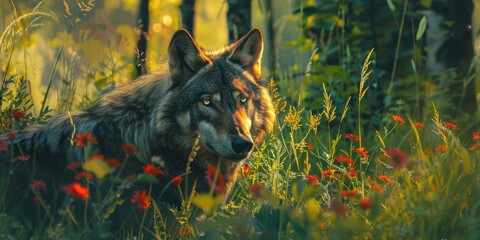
[427,0,475,117]
[180,0,195,36]
[265,0,276,76]
[474,0,480,114]
[227,0,251,43]
[135,0,149,77]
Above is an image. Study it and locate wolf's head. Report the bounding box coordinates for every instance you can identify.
[158,28,275,162]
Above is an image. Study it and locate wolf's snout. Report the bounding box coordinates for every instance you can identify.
[231,136,253,154]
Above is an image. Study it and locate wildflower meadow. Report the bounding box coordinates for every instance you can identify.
[1,0,479,239]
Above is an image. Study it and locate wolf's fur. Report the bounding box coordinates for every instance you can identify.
[1,28,274,209]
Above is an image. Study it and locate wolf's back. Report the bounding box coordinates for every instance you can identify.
[1,71,171,165]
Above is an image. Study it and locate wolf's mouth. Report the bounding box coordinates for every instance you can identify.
[205,143,249,162]
[224,154,248,162]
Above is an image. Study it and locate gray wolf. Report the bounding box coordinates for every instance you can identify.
[0,27,275,228]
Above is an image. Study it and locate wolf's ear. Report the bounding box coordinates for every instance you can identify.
[229,28,264,79]
[168,29,210,84]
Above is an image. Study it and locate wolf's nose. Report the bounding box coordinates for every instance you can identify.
[232,136,253,154]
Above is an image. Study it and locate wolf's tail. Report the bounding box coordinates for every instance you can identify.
[0,112,80,166]
[0,124,39,163]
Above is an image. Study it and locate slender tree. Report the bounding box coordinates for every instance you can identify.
[427,0,475,116]
[474,0,480,114]
[265,0,276,75]
[180,0,195,35]
[135,0,149,77]
[227,0,251,42]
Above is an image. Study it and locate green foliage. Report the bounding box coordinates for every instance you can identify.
[0,75,39,130]
[284,0,474,125]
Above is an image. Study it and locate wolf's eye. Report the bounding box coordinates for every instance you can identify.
[240,96,248,104]
[202,99,211,106]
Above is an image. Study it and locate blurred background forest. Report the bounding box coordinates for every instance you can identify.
[1,0,480,128]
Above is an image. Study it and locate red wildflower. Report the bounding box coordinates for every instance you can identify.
[105,158,122,168]
[377,175,394,185]
[414,122,425,129]
[62,182,90,200]
[31,179,47,191]
[385,148,409,169]
[346,170,359,179]
[359,199,372,210]
[75,132,98,147]
[366,176,375,184]
[345,133,359,141]
[443,121,458,130]
[334,155,354,164]
[67,161,82,170]
[249,183,265,199]
[121,144,138,154]
[305,174,319,184]
[371,185,384,193]
[341,190,358,198]
[11,109,26,120]
[322,169,335,177]
[1,119,11,128]
[435,145,448,153]
[75,171,94,180]
[392,115,405,125]
[424,148,431,156]
[12,154,30,162]
[171,176,183,185]
[143,164,164,177]
[354,147,369,158]
[131,190,151,211]
[330,202,347,217]
[347,164,356,171]
[0,140,8,152]
[470,143,480,151]
[431,186,439,192]
[412,175,420,181]
[472,130,480,141]
[242,164,251,175]
[305,141,314,151]
[7,131,16,140]
[205,164,225,194]
[90,154,105,159]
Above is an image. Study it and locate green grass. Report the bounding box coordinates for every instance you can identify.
[1,1,479,239]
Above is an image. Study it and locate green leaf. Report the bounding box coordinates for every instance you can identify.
[457,142,473,173]
[416,16,427,40]
[83,158,112,179]
[420,0,432,8]
[291,182,300,201]
[411,59,417,73]
[101,199,124,219]
[135,173,159,184]
[94,77,110,90]
[191,194,223,213]
[386,0,396,11]
[305,199,320,222]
